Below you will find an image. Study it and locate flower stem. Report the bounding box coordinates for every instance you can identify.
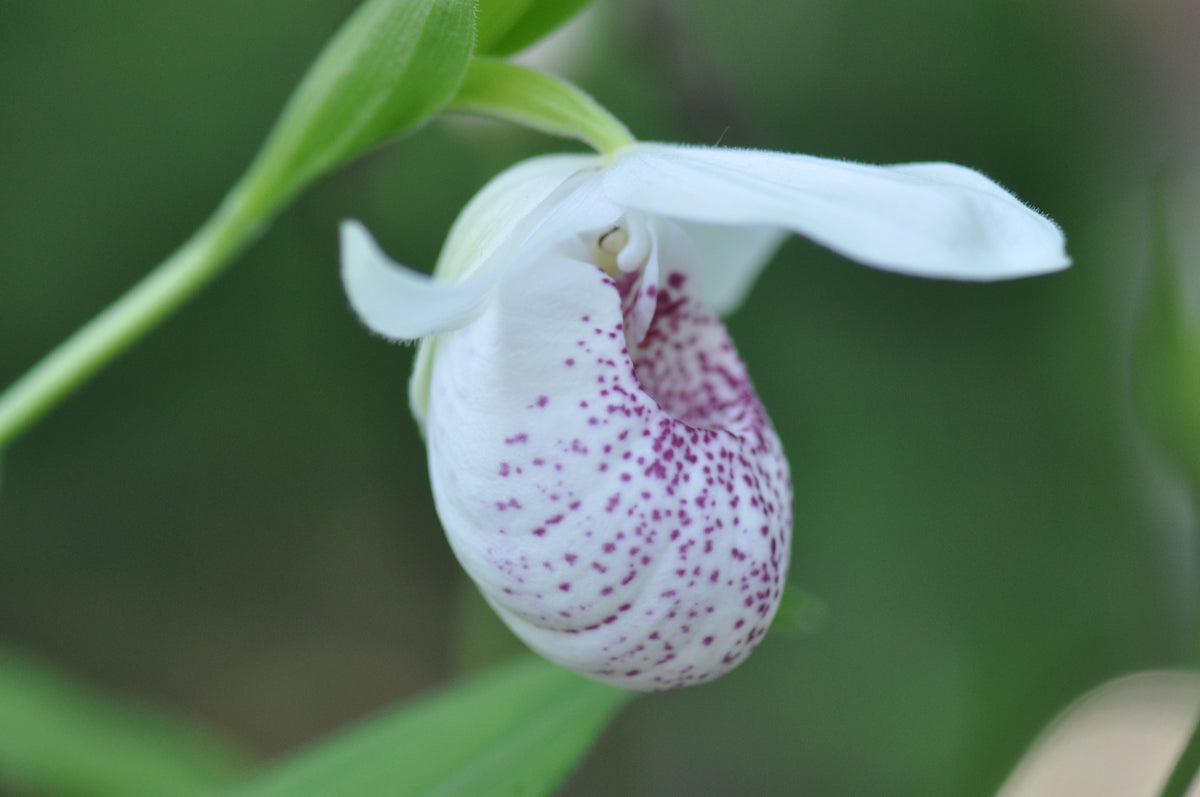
[0,188,261,451]
[1159,708,1200,797]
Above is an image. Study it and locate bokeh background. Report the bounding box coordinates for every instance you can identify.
[1,1,1197,794]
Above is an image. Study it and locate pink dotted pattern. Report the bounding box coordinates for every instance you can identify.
[426,244,791,691]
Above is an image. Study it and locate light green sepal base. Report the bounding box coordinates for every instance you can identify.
[448,57,635,157]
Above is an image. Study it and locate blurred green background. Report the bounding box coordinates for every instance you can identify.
[1,1,1197,795]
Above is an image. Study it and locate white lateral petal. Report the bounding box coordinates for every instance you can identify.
[404,158,625,423]
[433,153,602,283]
[604,143,1070,281]
[340,220,493,341]
[343,155,617,343]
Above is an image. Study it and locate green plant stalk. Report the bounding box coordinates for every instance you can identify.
[0,0,476,451]
[0,188,261,451]
[0,56,630,451]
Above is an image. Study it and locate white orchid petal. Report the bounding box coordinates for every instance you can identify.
[617,218,664,346]
[343,155,615,344]
[433,153,601,283]
[340,219,495,341]
[426,240,790,691]
[603,143,1070,281]
[401,159,625,425]
[674,222,788,315]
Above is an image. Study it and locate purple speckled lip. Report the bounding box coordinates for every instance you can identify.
[426,223,791,691]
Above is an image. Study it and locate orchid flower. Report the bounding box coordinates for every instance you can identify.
[341,142,1068,691]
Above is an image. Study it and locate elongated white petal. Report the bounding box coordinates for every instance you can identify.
[342,155,616,343]
[426,240,791,691]
[604,143,1070,281]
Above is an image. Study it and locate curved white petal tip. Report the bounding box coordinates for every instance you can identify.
[340,220,491,341]
[605,144,1071,282]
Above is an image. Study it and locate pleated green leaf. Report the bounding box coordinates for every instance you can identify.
[237,0,476,216]
[1132,177,1200,496]
[0,646,251,797]
[447,58,633,153]
[225,655,631,797]
[475,0,595,56]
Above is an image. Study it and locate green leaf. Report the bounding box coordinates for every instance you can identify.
[237,0,476,215]
[476,0,595,56]
[1131,175,1200,497]
[474,0,535,54]
[447,58,633,154]
[0,645,251,797]
[225,655,631,797]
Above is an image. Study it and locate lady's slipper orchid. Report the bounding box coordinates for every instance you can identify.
[341,143,1068,691]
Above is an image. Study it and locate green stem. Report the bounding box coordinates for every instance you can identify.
[0,188,262,450]
[0,56,636,452]
[1159,708,1200,797]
